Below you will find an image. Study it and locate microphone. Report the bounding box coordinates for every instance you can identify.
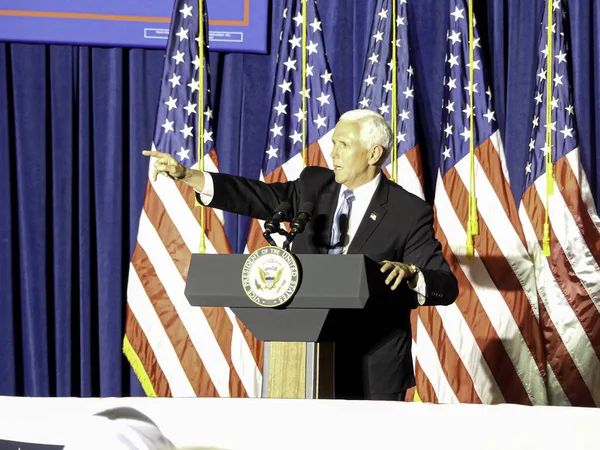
[283,202,314,250]
[264,202,292,233]
[290,202,314,234]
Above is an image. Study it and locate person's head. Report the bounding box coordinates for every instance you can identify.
[63,407,177,450]
[330,109,393,189]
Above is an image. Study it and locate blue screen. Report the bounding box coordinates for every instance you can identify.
[0,0,268,53]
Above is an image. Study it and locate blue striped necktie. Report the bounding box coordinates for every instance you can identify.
[329,189,355,254]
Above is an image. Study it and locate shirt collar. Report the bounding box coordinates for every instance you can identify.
[339,172,382,201]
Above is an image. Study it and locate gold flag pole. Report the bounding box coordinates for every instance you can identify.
[542,0,554,256]
[197,0,206,254]
[391,0,398,183]
[466,0,478,258]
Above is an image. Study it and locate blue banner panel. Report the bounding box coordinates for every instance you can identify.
[0,0,267,53]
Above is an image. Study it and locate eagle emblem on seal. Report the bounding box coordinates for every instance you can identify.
[256,266,285,290]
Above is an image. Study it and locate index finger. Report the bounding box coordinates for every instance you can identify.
[142,150,164,157]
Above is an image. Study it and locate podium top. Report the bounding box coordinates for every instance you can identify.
[185,253,389,310]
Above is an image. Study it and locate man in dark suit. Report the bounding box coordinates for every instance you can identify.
[144,109,458,400]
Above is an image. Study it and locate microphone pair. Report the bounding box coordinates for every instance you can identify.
[263,202,314,250]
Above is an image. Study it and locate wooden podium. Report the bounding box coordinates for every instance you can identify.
[184,253,390,399]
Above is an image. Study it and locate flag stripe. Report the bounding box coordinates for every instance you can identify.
[400,146,425,198]
[305,141,330,168]
[539,298,595,406]
[435,171,543,403]
[474,136,528,248]
[144,180,252,398]
[441,170,543,403]
[136,211,234,397]
[414,315,453,403]
[174,180,232,255]
[557,155,600,266]
[566,150,600,230]
[127,256,202,397]
[131,243,220,397]
[124,305,173,397]
[455,155,546,370]
[417,300,482,403]
[246,220,269,254]
[520,197,597,404]
[450,155,548,400]
[280,153,305,183]
[385,147,425,199]
[533,181,600,355]
[489,131,512,185]
[148,169,217,254]
[148,174,262,396]
[235,315,263,368]
[143,182,193,278]
[224,308,262,397]
[198,307,247,398]
[543,353,569,406]
[523,187,600,361]
[521,188,600,405]
[552,160,600,302]
[145,172,262,397]
[413,360,440,403]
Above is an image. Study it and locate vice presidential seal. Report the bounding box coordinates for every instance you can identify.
[241,246,300,307]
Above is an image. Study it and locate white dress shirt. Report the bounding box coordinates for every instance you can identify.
[334,172,381,255]
[197,171,426,304]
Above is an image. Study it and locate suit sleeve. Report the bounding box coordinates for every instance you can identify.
[403,205,458,307]
[195,170,304,220]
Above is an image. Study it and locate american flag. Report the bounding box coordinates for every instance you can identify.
[123,0,263,398]
[356,0,424,199]
[418,0,548,404]
[355,0,428,400]
[518,0,600,406]
[245,0,337,253]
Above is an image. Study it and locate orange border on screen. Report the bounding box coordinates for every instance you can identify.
[0,0,250,26]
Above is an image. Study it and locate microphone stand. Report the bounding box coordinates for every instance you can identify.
[263,202,292,248]
[263,226,292,249]
[282,210,312,251]
[281,231,296,251]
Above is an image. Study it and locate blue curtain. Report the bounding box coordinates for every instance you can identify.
[1,0,598,397]
[0,45,163,396]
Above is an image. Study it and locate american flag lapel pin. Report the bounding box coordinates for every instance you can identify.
[370,212,377,221]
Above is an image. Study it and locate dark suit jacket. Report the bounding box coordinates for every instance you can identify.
[205,166,458,397]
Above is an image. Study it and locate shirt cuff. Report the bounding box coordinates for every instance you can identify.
[411,271,427,305]
[194,171,214,205]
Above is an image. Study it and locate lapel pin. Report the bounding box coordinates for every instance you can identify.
[370,212,377,221]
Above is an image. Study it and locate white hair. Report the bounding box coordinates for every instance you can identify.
[338,109,393,166]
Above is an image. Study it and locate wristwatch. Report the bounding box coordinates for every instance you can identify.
[408,264,420,278]
[407,264,420,289]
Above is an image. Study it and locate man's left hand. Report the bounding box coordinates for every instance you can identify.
[379,260,417,291]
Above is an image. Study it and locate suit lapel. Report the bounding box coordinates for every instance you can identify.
[347,176,389,254]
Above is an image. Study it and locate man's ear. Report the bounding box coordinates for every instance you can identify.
[368,144,384,166]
